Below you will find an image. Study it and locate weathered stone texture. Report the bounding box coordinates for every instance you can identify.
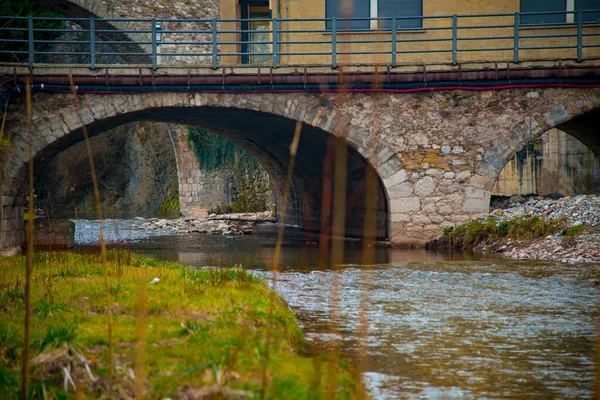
[1,87,600,249]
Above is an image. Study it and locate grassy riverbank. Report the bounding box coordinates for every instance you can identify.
[428,214,599,264]
[0,252,362,399]
[428,216,566,250]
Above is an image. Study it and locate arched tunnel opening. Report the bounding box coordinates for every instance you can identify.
[14,107,390,241]
[491,109,600,207]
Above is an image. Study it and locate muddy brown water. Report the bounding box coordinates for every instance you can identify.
[75,219,598,399]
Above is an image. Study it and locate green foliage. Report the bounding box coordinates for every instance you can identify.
[37,320,78,350]
[0,1,65,62]
[433,216,565,250]
[565,224,585,236]
[187,127,258,171]
[156,191,180,216]
[34,300,65,319]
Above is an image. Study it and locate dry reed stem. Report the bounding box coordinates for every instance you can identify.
[259,120,303,400]
[0,98,8,140]
[319,137,334,267]
[354,165,378,400]
[21,77,34,400]
[67,74,114,382]
[324,137,348,400]
[135,277,148,399]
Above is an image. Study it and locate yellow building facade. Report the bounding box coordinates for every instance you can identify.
[218,0,600,66]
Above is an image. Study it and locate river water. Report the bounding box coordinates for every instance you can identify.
[75,219,598,399]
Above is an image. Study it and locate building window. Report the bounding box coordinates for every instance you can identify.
[575,0,600,22]
[378,0,423,29]
[326,0,423,30]
[520,0,567,25]
[326,0,371,30]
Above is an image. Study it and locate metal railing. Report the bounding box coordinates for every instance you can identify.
[0,9,599,70]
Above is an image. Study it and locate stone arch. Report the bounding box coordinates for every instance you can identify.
[469,89,600,213]
[3,88,600,251]
[0,91,391,250]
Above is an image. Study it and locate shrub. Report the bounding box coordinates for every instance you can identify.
[429,216,564,250]
[565,224,585,237]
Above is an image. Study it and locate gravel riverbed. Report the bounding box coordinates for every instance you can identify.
[479,194,600,264]
[131,211,275,236]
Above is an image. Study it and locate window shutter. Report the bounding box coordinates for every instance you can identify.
[326,0,370,29]
[378,0,422,29]
[575,0,600,22]
[520,0,566,25]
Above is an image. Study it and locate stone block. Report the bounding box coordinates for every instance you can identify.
[422,202,438,213]
[465,187,486,199]
[391,213,411,222]
[414,176,436,197]
[383,169,408,188]
[387,181,413,198]
[390,196,421,213]
[438,205,453,215]
[189,208,209,219]
[425,169,444,176]
[462,198,490,213]
[412,214,431,225]
[469,174,493,189]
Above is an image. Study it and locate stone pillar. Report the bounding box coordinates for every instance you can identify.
[0,197,24,251]
[383,147,492,246]
[167,124,203,216]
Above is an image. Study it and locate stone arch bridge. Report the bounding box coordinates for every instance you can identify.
[1,87,599,250]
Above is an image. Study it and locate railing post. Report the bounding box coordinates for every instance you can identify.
[212,18,218,70]
[272,17,279,68]
[513,12,519,64]
[27,16,34,70]
[577,9,583,62]
[332,17,337,69]
[90,17,96,70]
[451,14,457,65]
[151,18,157,70]
[391,16,397,68]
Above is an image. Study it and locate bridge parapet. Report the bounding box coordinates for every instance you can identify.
[1,10,600,70]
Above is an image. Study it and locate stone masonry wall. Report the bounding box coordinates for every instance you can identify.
[169,125,273,214]
[1,88,600,250]
[42,0,220,66]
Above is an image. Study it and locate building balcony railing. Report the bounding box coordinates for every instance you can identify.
[0,10,599,70]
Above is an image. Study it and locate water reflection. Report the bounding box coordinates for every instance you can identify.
[74,219,597,399]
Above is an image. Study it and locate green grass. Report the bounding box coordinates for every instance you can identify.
[564,224,586,237]
[0,251,363,399]
[429,216,565,250]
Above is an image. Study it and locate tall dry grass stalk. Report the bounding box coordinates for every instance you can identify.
[135,276,148,398]
[0,98,8,140]
[319,138,334,266]
[354,165,378,400]
[68,74,114,382]
[259,120,302,399]
[21,77,34,400]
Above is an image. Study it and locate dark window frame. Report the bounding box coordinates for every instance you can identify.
[377,0,423,29]
[325,0,371,30]
[325,0,424,30]
[519,0,567,25]
[575,0,600,22]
